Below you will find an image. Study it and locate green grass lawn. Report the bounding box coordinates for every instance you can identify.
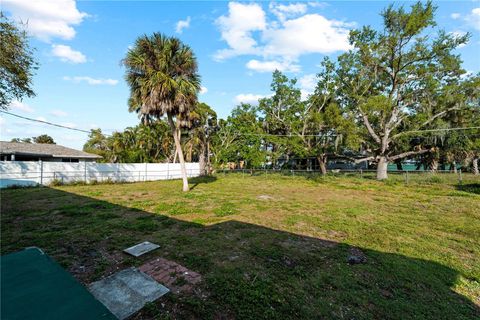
[1,174,479,319]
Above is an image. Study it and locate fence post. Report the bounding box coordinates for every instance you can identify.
[117,163,120,182]
[84,161,87,183]
[39,160,43,185]
[458,169,462,186]
[145,162,147,181]
[405,170,409,185]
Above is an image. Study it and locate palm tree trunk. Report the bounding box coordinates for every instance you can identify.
[167,114,189,192]
[199,143,207,176]
[173,149,177,163]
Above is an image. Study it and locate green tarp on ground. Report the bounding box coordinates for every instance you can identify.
[1,247,117,320]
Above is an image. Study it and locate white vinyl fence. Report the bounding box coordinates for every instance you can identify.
[0,161,201,188]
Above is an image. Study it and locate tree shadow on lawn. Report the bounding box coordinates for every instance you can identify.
[189,175,217,191]
[1,187,478,320]
[456,183,480,195]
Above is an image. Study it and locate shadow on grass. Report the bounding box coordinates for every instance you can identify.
[457,183,480,195]
[1,186,479,319]
[189,175,217,190]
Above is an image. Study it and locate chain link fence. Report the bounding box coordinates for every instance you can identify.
[215,168,480,187]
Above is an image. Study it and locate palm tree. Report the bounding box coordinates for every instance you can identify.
[123,33,201,191]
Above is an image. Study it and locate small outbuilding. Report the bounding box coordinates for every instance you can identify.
[0,141,102,162]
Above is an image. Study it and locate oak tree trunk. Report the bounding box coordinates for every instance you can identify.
[450,161,457,174]
[167,114,189,192]
[396,161,403,171]
[473,157,479,175]
[430,159,439,172]
[317,155,327,175]
[377,156,388,180]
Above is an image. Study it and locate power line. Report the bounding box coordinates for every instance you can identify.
[0,110,100,135]
[396,126,480,135]
[1,110,479,139]
[236,126,480,137]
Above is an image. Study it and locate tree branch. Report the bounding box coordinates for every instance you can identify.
[359,108,382,144]
[389,148,431,161]
[354,156,376,164]
[422,107,460,128]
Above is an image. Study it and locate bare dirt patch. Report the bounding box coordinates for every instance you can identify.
[257,194,274,200]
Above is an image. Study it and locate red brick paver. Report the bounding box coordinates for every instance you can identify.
[139,257,202,294]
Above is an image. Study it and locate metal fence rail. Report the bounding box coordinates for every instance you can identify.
[215,168,479,185]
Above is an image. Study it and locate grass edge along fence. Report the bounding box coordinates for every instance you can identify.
[216,168,479,186]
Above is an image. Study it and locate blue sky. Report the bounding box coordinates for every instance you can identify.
[2,1,479,149]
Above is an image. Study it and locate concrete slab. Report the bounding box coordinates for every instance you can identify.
[123,241,160,257]
[89,268,169,320]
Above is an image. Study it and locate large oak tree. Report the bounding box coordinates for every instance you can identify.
[335,1,469,179]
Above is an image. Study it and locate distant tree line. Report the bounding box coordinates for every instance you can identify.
[83,103,217,170]
[83,1,479,180]
[11,134,55,144]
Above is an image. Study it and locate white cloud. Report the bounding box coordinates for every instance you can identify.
[308,2,329,9]
[200,86,208,94]
[246,59,300,73]
[298,73,317,100]
[9,100,34,113]
[50,110,68,117]
[466,7,480,30]
[262,14,352,58]
[451,8,480,31]
[234,93,268,105]
[270,3,307,22]
[451,13,461,19]
[2,0,88,41]
[36,116,47,122]
[214,2,353,72]
[175,16,191,34]
[214,2,267,60]
[51,44,87,63]
[63,76,118,85]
